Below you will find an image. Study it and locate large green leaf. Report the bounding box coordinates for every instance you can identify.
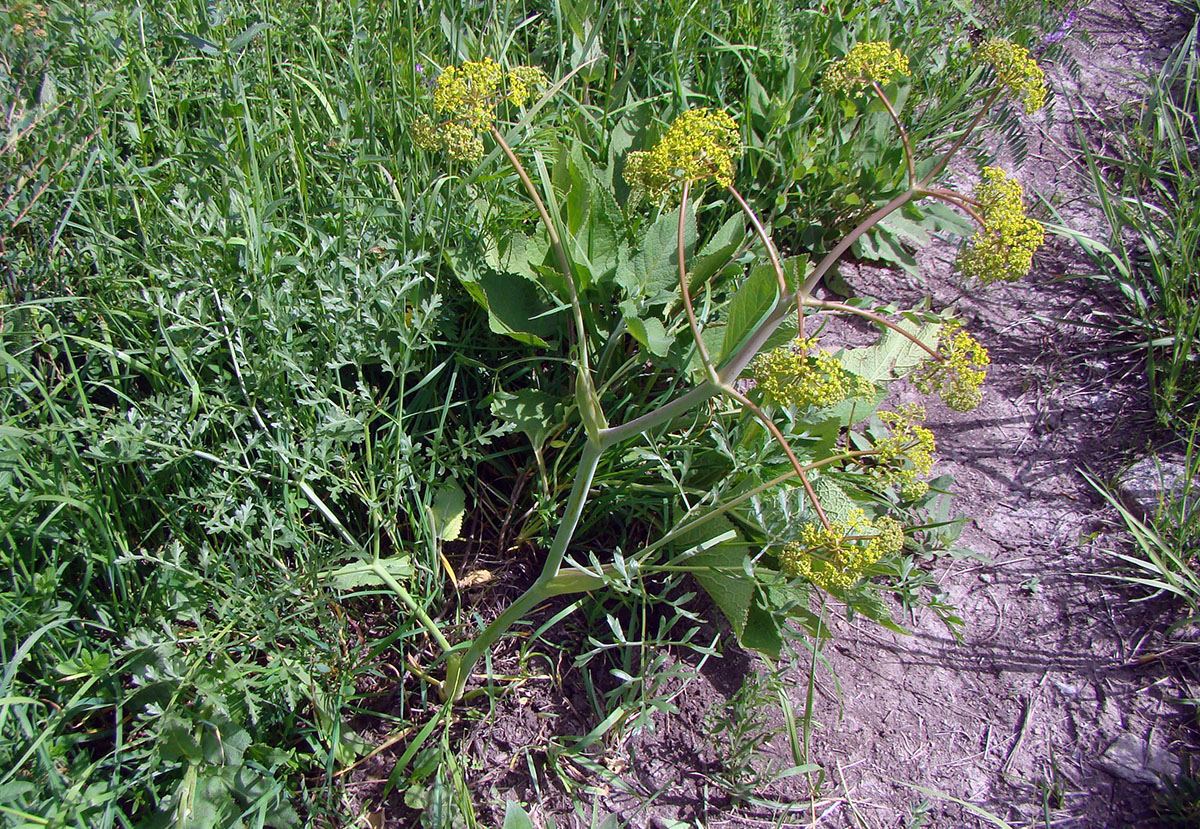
[812,475,859,525]
[478,270,562,347]
[625,314,674,358]
[720,261,779,363]
[489,388,563,451]
[429,482,466,542]
[502,802,536,829]
[672,515,753,635]
[445,251,561,347]
[322,555,414,592]
[739,600,783,659]
[720,255,808,364]
[687,213,746,289]
[617,204,697,305]
[485,230,550,283]
[838,313,942,385]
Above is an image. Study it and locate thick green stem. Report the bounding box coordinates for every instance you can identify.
[372,563,455,654]
[445,439,605,701]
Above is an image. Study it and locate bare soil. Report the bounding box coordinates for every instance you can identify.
[352,2,1200,825]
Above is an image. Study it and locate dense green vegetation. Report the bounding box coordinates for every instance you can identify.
[12,0,1197,826]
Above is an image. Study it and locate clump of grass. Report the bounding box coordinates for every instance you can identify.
[1077,22,1200,427]
[1085,418,1200,623]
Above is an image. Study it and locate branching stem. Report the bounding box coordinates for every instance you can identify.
[728,184,803,336]
[803,297,942,361]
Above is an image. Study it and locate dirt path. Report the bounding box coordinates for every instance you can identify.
[753,2,1198,825]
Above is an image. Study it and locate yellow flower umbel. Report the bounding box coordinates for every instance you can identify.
[912,324,990,411]
[821,41,910,93]
[957,167,1045,285]
[411,59,548,162]
[623,108,741,201]
[779,509,905,591]
[869,403,937,499]
[505,65,549,107]
[979,38,1047,114]
[751,337,875,409]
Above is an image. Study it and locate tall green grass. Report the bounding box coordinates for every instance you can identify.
[1077,22,1200,426]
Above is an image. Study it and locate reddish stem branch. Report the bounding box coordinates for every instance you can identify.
[872,81,916,188]
[804,297,942,361]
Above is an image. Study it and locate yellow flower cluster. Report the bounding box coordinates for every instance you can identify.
[11,1,48,37]
[779,509,905,590]
[912,324,991,411]
[957,167,1045,285]
[871,403,936,496]
[979,38,1047,114]
[412,59,548,162]
[433,58,504,129]
[821,41,910,93]
[623,108,742,200]
[751,337,875,409]
[506,65,549,107]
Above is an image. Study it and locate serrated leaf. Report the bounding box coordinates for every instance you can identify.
[721,261,779,363]
[489,388,562,451]
[692,547,756,639]
[688,213,746,288]
[839,316,941,385]
[323,555,414,592]
[429,483,466,542]
[485,231,550,283]
[229,21,269,51]
[447,250,562,347]
[674,515,755,638]
[812,476,858,525]
[188,772,235,828]
[200,718,251,766]
[877,210,931,246]
[478,270,560,346]
[625,315,673,357]
[618,205,696,304]
[739,599,783,658]
[160,715,202,763]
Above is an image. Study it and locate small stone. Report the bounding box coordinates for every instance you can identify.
[979,572,995,584]
[1053,679,1078,697]
[1098,733,1182,787]
[1118,455,1197,522]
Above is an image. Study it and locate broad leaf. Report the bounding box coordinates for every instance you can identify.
[721,261,779,363]
[446,252,562,347]
[839,314,941,385]
[617,205,697,305]
[688,213,746,289]
[323,555,414,592]
[489,388,563,451]
[672,515,755,642]
[429,483,466,542]
[502,802,536,829]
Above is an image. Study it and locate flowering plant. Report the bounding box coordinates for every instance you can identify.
[398,40,1048,702]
